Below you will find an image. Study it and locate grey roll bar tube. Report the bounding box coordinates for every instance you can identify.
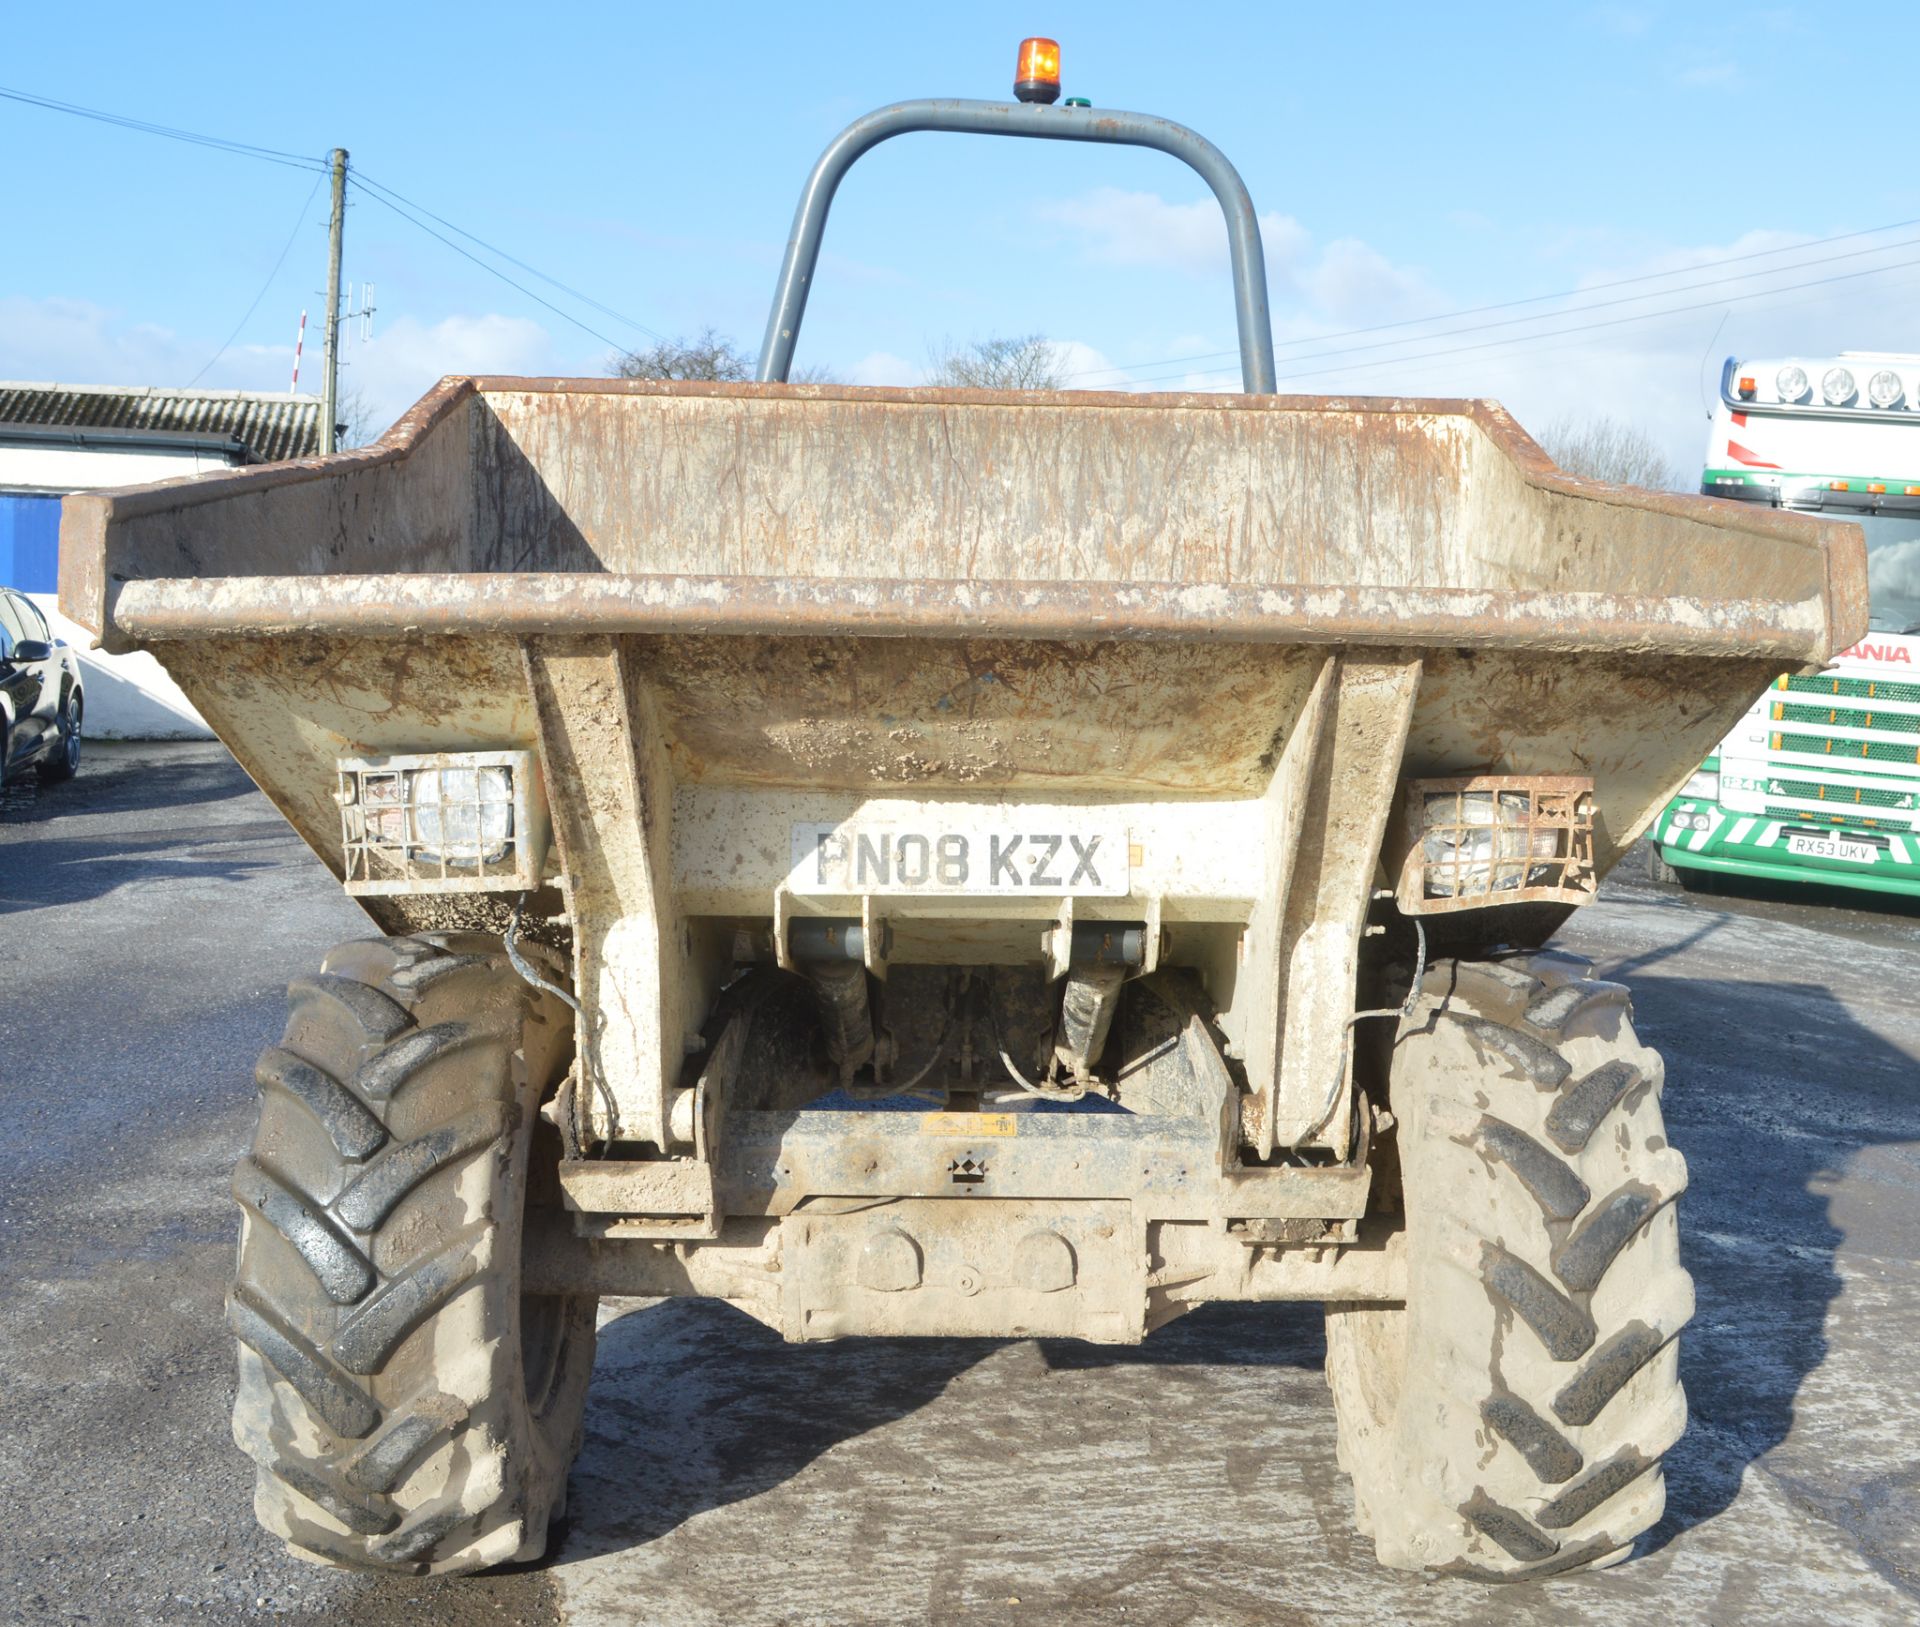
[757,98,1277,395]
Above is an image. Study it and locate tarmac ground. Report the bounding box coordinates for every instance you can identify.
[2,742,1916,1625]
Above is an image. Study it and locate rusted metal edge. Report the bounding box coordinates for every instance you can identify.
[110,572,1830,659]
[57,377,479,638]
[465,374,1851,546]
[63,373,1854,553]
[1820,514,1872,660]
[59,372,1866,659]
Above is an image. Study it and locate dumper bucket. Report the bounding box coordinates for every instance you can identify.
[58,376,1866,1165]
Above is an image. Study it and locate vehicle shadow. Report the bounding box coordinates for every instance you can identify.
[0,828,283,913]
[563,1304,1003,1556]
[568,1295,1323,1560]
[1618,966,1913,1588]
[562,955,1915,1597]
[1676,864,1920,924]
[0,745,289,913]
[0,741,251,828]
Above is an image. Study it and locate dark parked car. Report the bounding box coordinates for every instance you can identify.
[1,586,83,785]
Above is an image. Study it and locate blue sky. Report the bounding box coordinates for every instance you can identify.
[4,2,1917,474]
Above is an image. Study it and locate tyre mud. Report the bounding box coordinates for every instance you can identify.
[1326,950,1692,1579]
[228,933,597,1575]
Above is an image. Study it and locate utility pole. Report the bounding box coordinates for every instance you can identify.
[320,147,348,454]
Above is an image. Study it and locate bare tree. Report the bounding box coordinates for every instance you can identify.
[611,327,754,382]
[334,387,379,450]
[609,326,839,384]
[925,333,1065,391]
[1537,414,1680,491]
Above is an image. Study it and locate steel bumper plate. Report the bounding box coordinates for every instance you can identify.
[783,1198,1141,1342]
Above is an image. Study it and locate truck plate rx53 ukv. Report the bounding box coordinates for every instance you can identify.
[59,41,1867,1582]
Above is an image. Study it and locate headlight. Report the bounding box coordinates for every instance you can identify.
[1868,369,1904,409]
[337,749,547,895]
[406,766,515,863]
[1775,365,1809,402]
[1822,366,1856,406]
[1682,768,1719,801]
[1421,790,1564,898]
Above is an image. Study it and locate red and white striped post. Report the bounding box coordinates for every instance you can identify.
[290,309,307,392]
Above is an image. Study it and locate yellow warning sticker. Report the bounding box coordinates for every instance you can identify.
[920,1112,1018,1137]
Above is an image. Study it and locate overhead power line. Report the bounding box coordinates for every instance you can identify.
[0,83,325,172]
[352,171,666,346]
[189,170,327,386]
[1115,228,1920,389]
[1155,249,1920,394]
[0,83,664,359]
[349,180,628,353]
[1067,212,1920,384]
[1260,251,1920,385]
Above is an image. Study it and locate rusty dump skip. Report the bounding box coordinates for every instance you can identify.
[57,376,1867,1164]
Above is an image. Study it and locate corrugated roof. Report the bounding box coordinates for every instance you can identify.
[0,382,324,463]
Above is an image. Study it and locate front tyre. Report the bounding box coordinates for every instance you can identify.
[228,933,597,1575]
[38,694,80,782]
[1326,951,1692,1579]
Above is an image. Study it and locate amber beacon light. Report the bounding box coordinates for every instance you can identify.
[1014,36,1062,103]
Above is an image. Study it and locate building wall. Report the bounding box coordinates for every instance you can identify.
[0,440,239,493]
[0,492,61,593]
[0,442,230,740]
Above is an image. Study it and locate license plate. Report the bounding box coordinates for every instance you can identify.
[1785,833,1880,865]
[790,819,1130,896]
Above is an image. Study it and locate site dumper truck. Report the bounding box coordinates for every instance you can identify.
[59,51,1867,1582]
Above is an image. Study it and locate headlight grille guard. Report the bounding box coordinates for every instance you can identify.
[336,748,549,896]
[1392,774,1598,915]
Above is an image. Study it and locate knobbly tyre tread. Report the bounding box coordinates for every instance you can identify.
[1554,1322,1672,1427]
[332,1103,512,1230]
[229,933,596,1575]
[1546,1060,1647,1153]
[1478,1244,1595,1360]
[1467,1117,1589,1222]
[1324,949,1692,1579]
[330,1228,491,1375]
[227,1287,380,1438]
[1479,1393,1581,1484]
[231,1158,376,1303]
[254,1048,388,1159]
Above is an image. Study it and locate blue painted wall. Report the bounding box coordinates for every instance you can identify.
[0,493,62,594]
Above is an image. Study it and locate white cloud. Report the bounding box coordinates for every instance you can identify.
[1044,187,1441,336]
[1305,237,1438,326]
[1280,228,1920,482]
[1034,208,1920,484]
[1045,188,1312,285]
[847,350,919,387]
[1592,6,1652,36]
[0,296,275,391]
[340,313,557,436]
[1032,187,1446,394]
[0,297,561,442]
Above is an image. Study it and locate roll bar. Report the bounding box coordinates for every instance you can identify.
[757,98,1277,394]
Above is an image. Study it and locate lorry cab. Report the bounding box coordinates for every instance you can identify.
[1654,354,1920,894]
